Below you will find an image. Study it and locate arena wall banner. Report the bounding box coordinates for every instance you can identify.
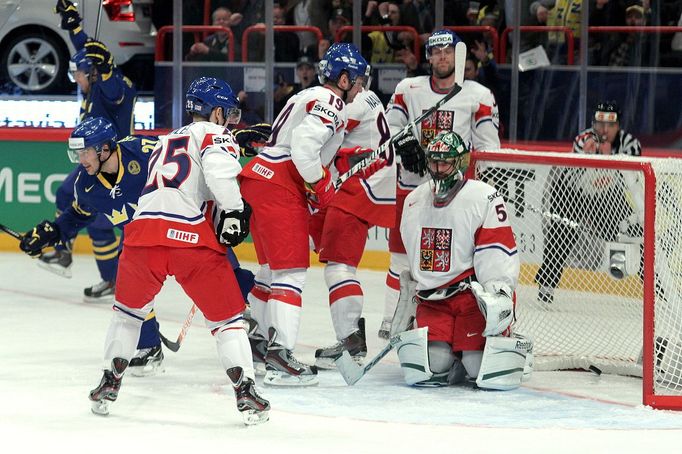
[0,128,391,270]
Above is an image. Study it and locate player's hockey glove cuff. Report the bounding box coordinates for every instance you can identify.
[84,40,114,76]
[216,201,252,247]
[55,0,81,31]
[304,167,335,210]
[234,123,271,157]
[20,220,61,257]
[392,129,426,176]
[335,146,387,179]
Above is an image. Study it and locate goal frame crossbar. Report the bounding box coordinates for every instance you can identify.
[470,149,672,409]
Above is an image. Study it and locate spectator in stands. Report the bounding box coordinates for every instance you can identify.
[545,0,583,64]
[465,47,499,96]
[247,3,301,61]
[603,1,656,67]
[186,7,242,61]
[285,0,324,58]
[273,55,320,116]
[367,2,415,64]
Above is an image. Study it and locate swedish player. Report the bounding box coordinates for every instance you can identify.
[19,118,164,376]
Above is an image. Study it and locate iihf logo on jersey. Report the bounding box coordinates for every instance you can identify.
[419,227,452,272]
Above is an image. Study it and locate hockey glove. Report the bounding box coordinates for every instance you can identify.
[84,40,114,75]
[304,167,335,210]
[55,0,81,31]
[470,281,514,337]
[216,202,252,247]
[20,220,61,257]
[335,146,387,179]
[233,123,271,157]
[392,128,427,176]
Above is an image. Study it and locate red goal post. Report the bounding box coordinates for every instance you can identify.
[471,149,682,410]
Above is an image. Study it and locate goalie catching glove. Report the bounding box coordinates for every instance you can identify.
[392,126,427,177]
[334,146,387,179]
[20,220,61,257]
[233,123,271,157]
[470,281,514,336]
[304,167,335,210]
[216,201,252,246]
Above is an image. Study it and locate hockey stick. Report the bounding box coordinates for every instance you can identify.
[335,327,428,385]
[334,41,467,188]
[0,223,22,240]
[160,304,198,352]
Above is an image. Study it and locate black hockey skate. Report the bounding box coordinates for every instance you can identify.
[226,366,270,425]
[246,318,267,376]
[37,248,73,278]
[264,327,318,387]
[89,358,128,416]
[314,318,367,369]
[83,280,115,303]
[128,344,164,376]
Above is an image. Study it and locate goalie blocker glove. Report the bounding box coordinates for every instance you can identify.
[392,128,427,176]
[20,220,61,257]
[55,0,81,31]
[470,281,514,336]
[233,123,271,157]
[216,202,252,247]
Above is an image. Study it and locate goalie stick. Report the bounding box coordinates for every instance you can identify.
[0,223,22,240]
[334,41,467,188]
[160,304,198,352]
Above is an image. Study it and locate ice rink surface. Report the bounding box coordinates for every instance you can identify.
[2,251,682,453]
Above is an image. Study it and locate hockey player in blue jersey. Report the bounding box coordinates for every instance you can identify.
[20,117,164,375]
[39,0,137,302]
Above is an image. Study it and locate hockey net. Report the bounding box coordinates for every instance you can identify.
[472,149,682,409]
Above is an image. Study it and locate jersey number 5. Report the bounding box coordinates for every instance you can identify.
[141,136,191,195]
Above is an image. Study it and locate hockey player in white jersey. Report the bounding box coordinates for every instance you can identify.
[239,43,370,386]
[398,131,529,389]
[88,77,270,425]
[379,29,501,339]
[310,88,396,368]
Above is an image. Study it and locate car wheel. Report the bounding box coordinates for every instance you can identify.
[0,31,68,94]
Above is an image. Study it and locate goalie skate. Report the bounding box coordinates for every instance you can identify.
[37,249,73,278]
[227,367,270,426]
[378,320,391,340]
[128,345,164,377]
[89,358,128,416]
[264,328,318,387]
[314,318,367,369]
[83,280,115,303]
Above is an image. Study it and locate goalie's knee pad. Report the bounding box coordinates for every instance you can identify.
[390,270,418,337]
[475,334,534,391]
[395,327,433,385]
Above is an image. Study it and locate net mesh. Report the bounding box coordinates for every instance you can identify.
[475,150,682,398]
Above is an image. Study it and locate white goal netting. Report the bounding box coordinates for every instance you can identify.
[474,149,682,400]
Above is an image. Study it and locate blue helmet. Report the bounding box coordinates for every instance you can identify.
[425,29,461,58]
[67,117,117,163]
[186,77,241,124]
[68,48,93,82]
[318,43,371,87]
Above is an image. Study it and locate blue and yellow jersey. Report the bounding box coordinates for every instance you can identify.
[70,28,137,136]
[55,135,158,240]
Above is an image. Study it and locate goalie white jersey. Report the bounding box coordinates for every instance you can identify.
[387,76,500,190]
[241,85,347,194]
[400,179,519,292]
[331,89,396,227]
[125,121,243,253]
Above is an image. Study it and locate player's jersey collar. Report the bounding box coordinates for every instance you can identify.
[96,146,124,189]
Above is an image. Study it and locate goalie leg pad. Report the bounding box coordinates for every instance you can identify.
[390,270,418,337]
[396,327,433,385]
[475,335,532,390]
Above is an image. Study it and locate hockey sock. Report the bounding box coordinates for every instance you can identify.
[103,303,149,367]
[268,268,306,350]
[136,312,160,349]
[383,253,408,321]
[247,264,271,337]
[325,262,363,340]
[213,315,255,381]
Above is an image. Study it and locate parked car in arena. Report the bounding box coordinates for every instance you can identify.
[0,0,155,94]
